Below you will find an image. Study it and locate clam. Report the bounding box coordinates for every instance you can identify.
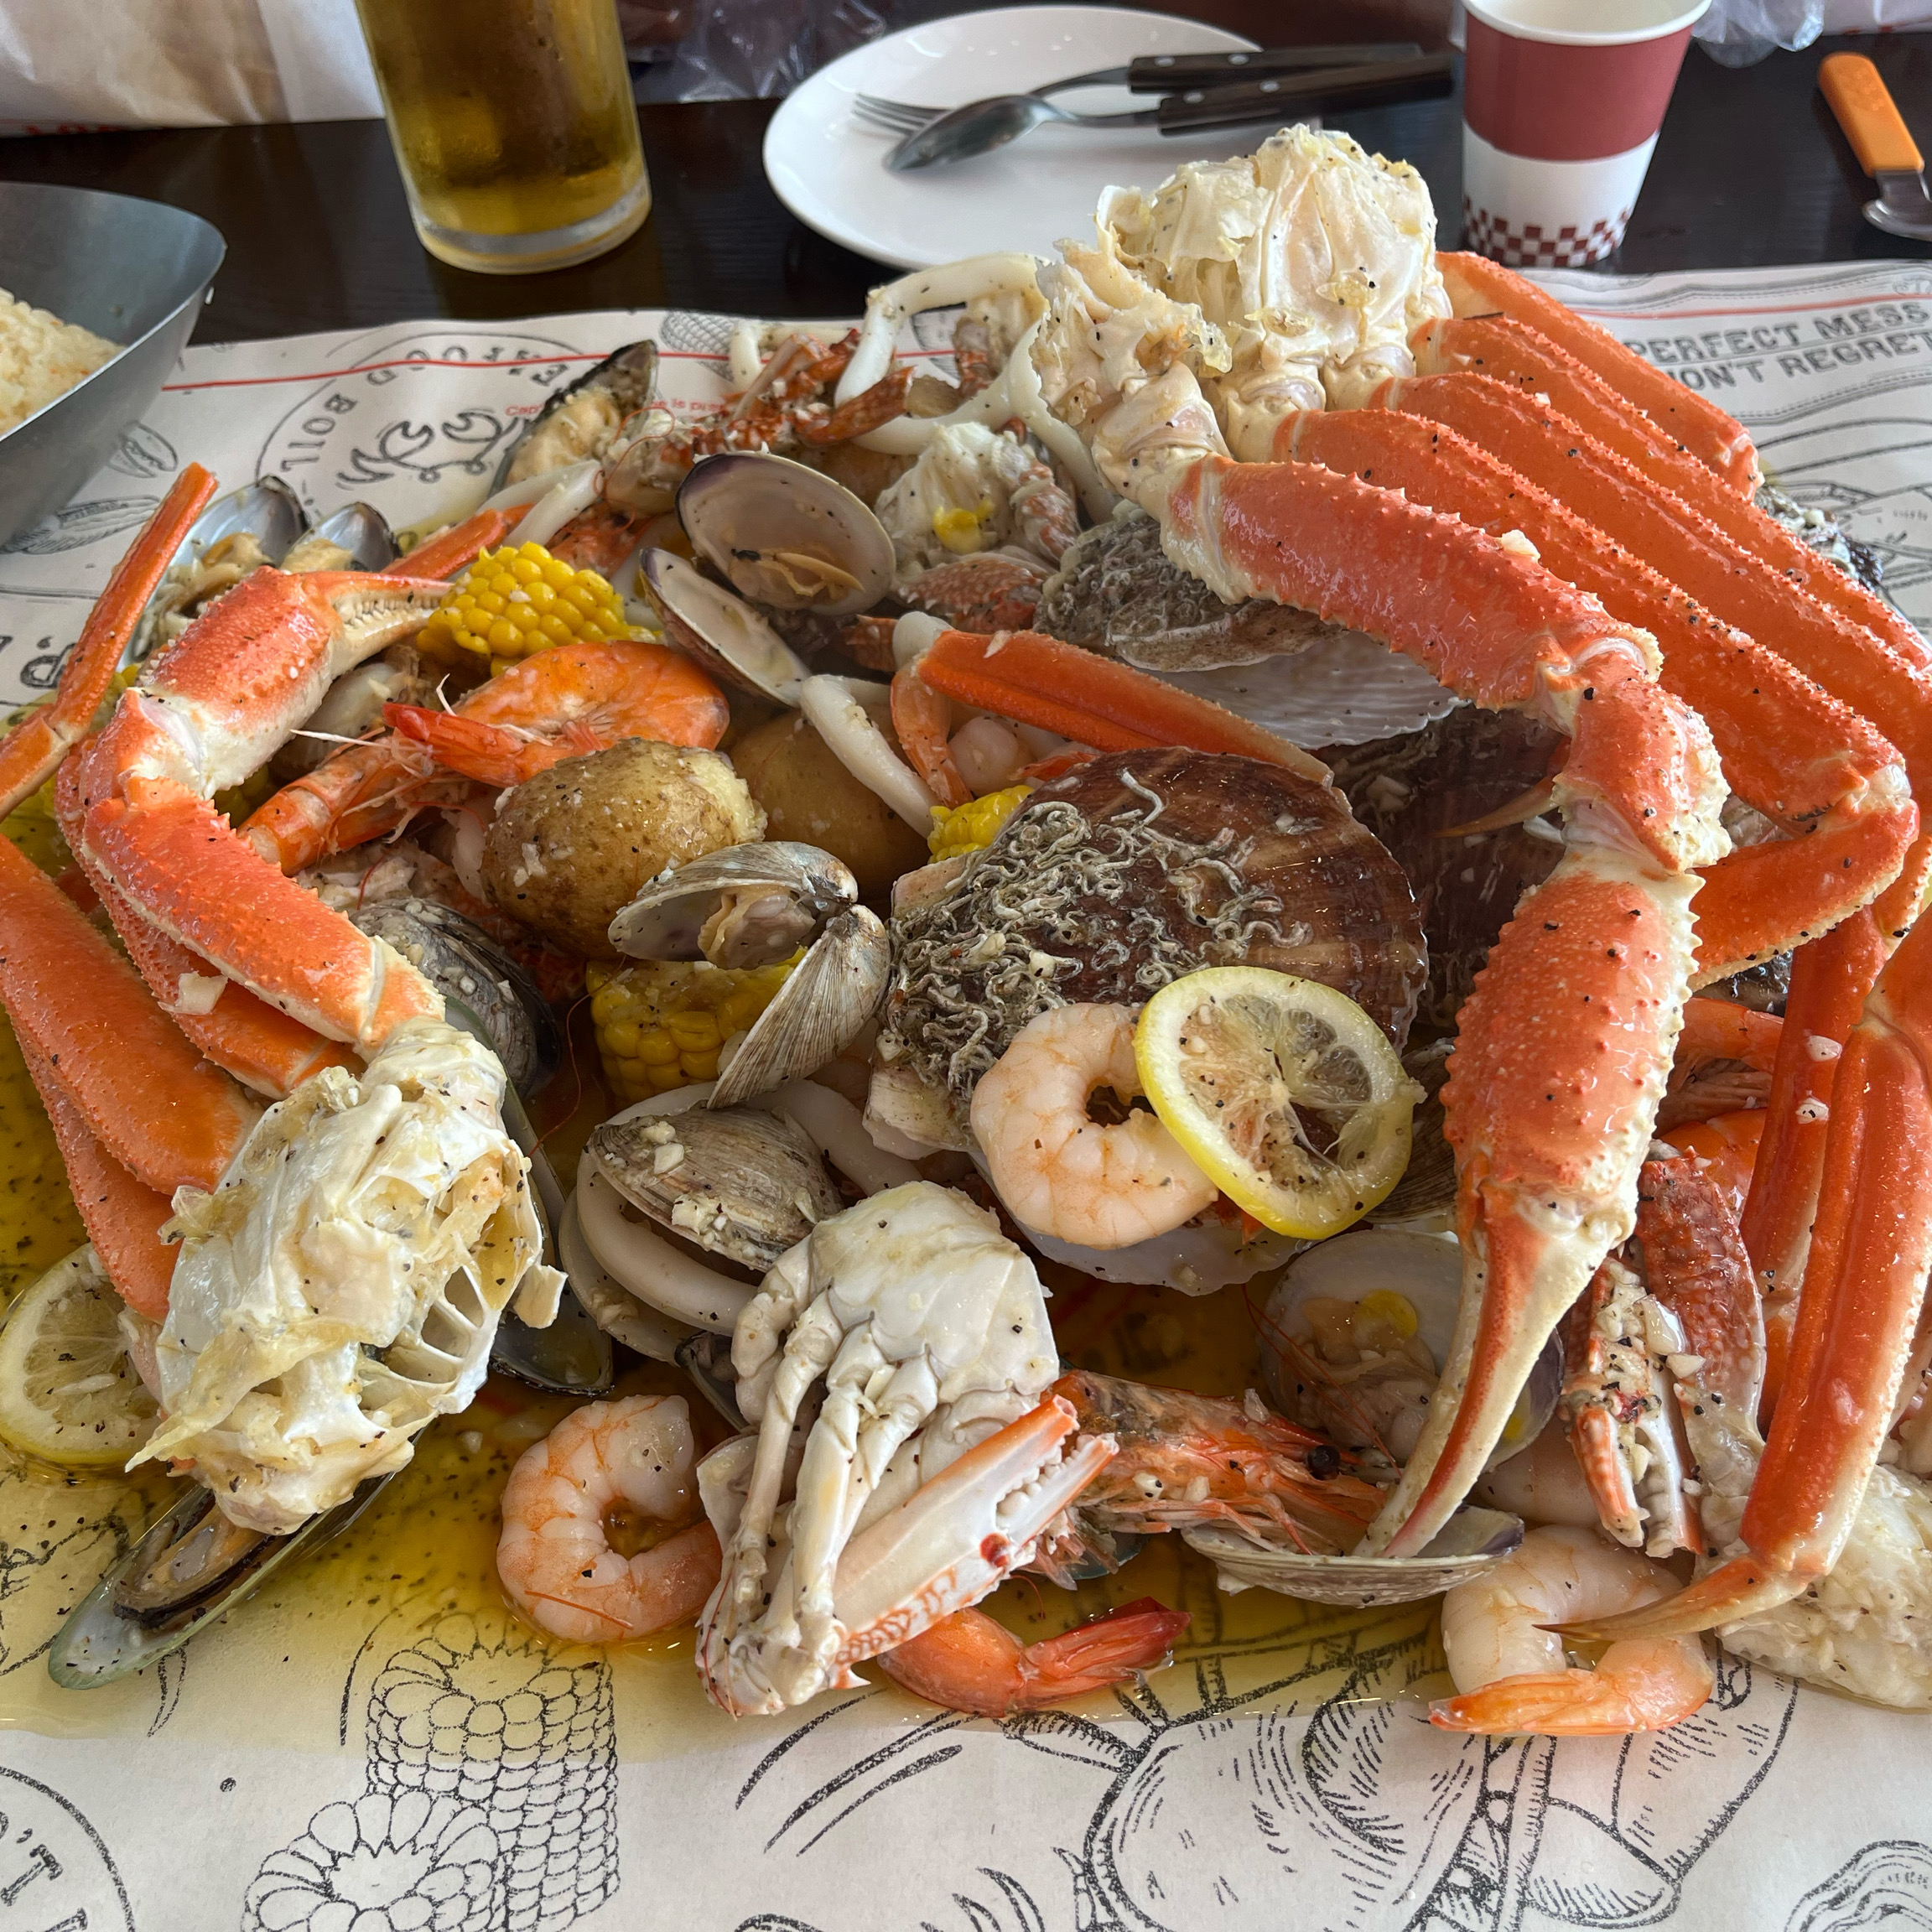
[496,340,660,489]
[677,451,896,617]
[643,549,812,706]
[283,501,397,573]
[348,898,561,1094]
[710,905,890,1109]
[1182,1504,1524,1607]
[609,841,858,969]
[132,475,309,657]
[586,1103,842,1274]
[1260,1228,1561,1473]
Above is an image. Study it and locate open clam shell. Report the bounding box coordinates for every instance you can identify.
[608,841,858,969]
[1182,1505,1524,1607]
[283,501,397,573]
[1261,1228,1562,1474]
[644,549,812,706]
[711,905,890,1109]
[348,898,561,1095]
[496,340,659,490]
[587,1103,842,1273]
[677,451,896,618]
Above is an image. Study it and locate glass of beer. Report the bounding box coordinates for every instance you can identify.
[354,0,652,275]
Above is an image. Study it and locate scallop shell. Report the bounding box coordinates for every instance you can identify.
[643,549,812,705]
[1182,1505,1524,1607]
[711,906,891,1109]
[678,451,896,617]
[608,841,858,968]
[1369,1040,1454,1226]
[587,1104,841,1272]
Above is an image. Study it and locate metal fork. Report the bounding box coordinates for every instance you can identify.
[852,88,1149,137]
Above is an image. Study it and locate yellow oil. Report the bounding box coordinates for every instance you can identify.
[355,0,649,270]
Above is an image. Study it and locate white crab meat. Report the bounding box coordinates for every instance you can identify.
[135,1019,555,1534]
[695,1181,1110,1716]
[874,422,1069,577]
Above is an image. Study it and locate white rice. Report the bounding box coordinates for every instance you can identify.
[0,288,119,436]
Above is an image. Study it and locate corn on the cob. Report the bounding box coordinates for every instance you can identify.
[418,542,630,674]
[927,783,1031,860]
[586,955,798,1104]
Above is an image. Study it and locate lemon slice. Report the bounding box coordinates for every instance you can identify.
[1135,968,1424,1240]
[0,1246,158,1468]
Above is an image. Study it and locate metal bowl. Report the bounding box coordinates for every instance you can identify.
[0,183,226,549]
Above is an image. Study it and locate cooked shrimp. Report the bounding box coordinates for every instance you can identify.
[1431,1524,1713,1736]
[388,639,728,786]
[496,1394,723,1644]
[890,662,972,807]
[970,1004,1218,1247]
[875,1598,1188,1718]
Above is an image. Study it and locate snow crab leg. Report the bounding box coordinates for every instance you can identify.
[1434,250,1760,493]
[0,465,216,818]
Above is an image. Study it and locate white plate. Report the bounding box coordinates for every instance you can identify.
[763,4,1261,271]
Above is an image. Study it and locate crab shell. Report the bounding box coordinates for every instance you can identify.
[678,450,896,618]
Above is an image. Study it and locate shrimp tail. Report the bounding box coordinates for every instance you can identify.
[1429,1639,1715,1735]
[386,700,547,787]
[875,1600,1189,1718]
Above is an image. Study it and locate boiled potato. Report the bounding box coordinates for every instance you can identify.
[730,711,927,898]
[484,740,765,958]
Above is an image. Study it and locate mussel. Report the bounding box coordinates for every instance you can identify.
[609,840,859,968]
[608,842,891,1109]
[642,550,812,706]
[678,451,896,617]
[348,898,561,1095]
[496,340,660,489]
[1260,1228,1562,1473]
[132,475,309,657]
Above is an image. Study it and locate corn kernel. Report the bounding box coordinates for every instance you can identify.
[417,541,631,674]
[587,956,802,1100]
[928,784,1032,860]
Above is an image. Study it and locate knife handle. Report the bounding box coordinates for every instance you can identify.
[1820,53,1923,177]
[1128,44,1423,90]
[1155,55,1454,132]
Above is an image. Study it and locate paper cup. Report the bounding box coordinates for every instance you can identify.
[1462,0,1710,268]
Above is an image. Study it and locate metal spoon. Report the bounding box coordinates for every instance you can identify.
[884,94,1152,172]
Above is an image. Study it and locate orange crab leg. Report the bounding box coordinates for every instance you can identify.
[1280,408,1916,976]
[1372,374,1932,936]
[0,833,257,1194]
[0,465,216,819]
[1574,912,1932,1639]
[1675,997,1782,1075]
[916,629,1323,776]
[1156,454,1722,1558]
[19,1041,175,1320]
[385,505,529,582]
[1663,1108,1764,1225]
[1412,314,1930,678]
[1436,250,1760,492]
[1742,911,1889,1420]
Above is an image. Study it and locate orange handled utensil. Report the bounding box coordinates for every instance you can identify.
[1820,52,1932,241]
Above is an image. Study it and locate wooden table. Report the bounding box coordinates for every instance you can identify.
[1,31,1928,340]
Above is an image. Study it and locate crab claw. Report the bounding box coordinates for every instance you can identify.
[1555,1555,1790,1643]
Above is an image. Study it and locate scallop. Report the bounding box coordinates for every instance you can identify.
[711,906,890,1109]
[1259,1228,1561,1472]
[1182,1505,1524,1607]
[608,841,858,969]
[643,549,812,705]
[586,1104,842,1273]
[677,450,896,617]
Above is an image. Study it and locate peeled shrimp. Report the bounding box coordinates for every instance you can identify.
[971,1004,1218,1248]
[1431,1524,1713,1736]
[496,1394,723,1644]
[875,1599,1188,1718]
[387,638,728,786]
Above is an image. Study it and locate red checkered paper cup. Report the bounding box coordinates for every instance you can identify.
[1462,0,1709,267]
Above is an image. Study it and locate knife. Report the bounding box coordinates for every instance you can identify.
[1125,44,1426,90]
[1151,55,1455,134]
[1820,52,1932,242]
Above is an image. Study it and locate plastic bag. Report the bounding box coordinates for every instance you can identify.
[641,0,887,100]
[1693,0,1825,65]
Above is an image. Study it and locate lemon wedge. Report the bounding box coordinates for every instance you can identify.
[1135,967,1424,1240]
[0,1246,157,1468]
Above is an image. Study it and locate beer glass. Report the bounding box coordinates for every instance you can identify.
[355,0,652,275]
